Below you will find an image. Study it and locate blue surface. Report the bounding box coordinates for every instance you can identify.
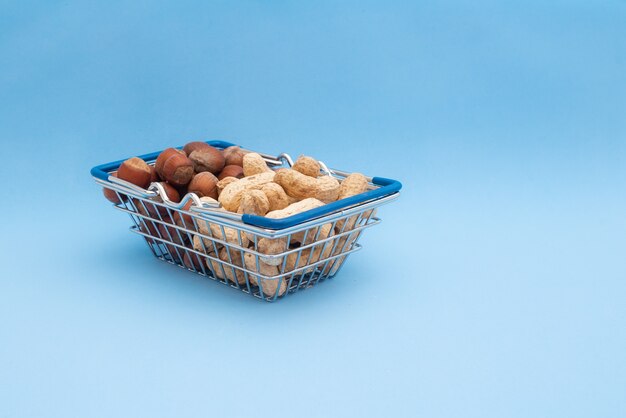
[1,1,625,417]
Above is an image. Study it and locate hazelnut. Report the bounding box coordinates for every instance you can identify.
[102,187,121,204]
[102,173,127,204]
[151,182,181,217]
[157,221,189,264]
[139,220,159,244]
[167,246,183,264]
[218,165,244,180]
[189,146,225,174]
[222,146,248,167]
[158,222,184,243]
[117,157,152,188]
[183,252,204,271]
[188,172,218,199]
[162,153,194,186]
[183,141,211,156]
[157,222,189,263]
[173,199,195,230]
[155,148,185,177]
[133,197,153,218]
[150,165,159,182]
[173,183,189,199]
[134,197,175,221]
[159,182,181,203]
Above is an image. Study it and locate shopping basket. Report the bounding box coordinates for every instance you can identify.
[91,140,402,301]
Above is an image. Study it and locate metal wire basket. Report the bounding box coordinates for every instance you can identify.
[91,140,402,301]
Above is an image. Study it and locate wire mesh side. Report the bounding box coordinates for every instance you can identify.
[109,190,382,301]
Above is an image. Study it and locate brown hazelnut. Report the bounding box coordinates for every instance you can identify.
[173,183,188,199]
[155,148,185,177]
[222,146,248,167]
[158,223,186,244]
[102,187,120,204]
[218,165,244,180]
[167,246,183,263]
[157,223,188,263]
[150,165,159,182]
[159,182,181,203]
[151,182,181,217]
[173,199,195,230]
[139,220,159,244]
[133,197,174,221]
[162,153,194,186]
[183,141,211,156]
[189,146,225,174]
[188,172,218,199]
[133,197,152,218]
[102,173,127,204]
[117,157,152,188]
[183,252,204,270]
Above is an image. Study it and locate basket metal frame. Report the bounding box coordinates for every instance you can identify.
[92,141,401,301]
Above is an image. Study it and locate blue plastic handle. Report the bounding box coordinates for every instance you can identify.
[91,140,402,230]
[90,140,236,181]
[241,177,402,229]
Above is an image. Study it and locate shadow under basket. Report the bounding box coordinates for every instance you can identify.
[92,140,401,302]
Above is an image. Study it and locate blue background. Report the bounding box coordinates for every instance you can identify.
[1,1,625,417]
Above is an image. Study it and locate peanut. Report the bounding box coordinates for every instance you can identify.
[265,197,324,217]
[259,182,290,211]
[192,235,219,255]
[284,239,334,274]
[336,172,371,232]
[218,171,275,212]
[197,219,249,248]
[206,255,234,283]
[208,247,246,285]
[257,238,288,266]
[243,253,287,297]
[242,152,271,177]
[292,155,321,178]
[216,176,239,195]
[193,197,250,248]
[338,173,369,200]
[238,189,270,216]
[265,198,332,244]
[274,169,339,203]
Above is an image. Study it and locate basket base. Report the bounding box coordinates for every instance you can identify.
[146,239,352,302]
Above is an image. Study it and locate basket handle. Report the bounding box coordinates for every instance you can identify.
[240,177,402,229]
[91,140,402,230]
